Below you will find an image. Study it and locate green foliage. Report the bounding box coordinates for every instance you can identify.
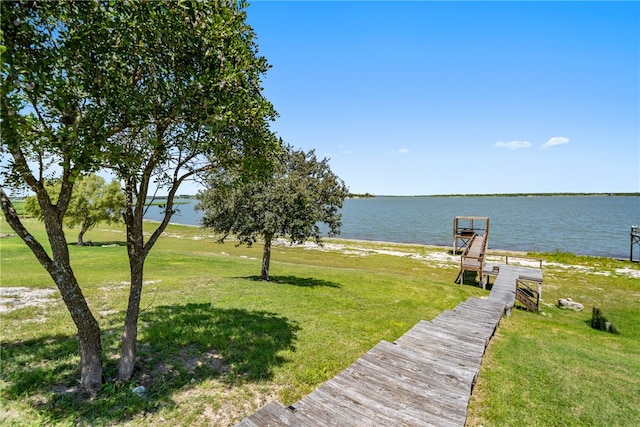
[2,0,279,224]
[24,174,124,243]
[198,144,349,246]
[198,144,348,279]
[1,0,281,389]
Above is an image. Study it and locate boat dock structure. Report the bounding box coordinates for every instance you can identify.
[236,239,544,426]
[631,226,640,262]
[454,216,490,286]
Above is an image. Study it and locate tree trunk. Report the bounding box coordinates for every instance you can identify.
[116,172,186,381]
[0,189,103,394]
[49,261,103,393]
[46,214,104,393]
[118,195,146,381]
[77,224,89,245]
[117,256,144,381]
[74,299,103,393]
[261,234,272,281]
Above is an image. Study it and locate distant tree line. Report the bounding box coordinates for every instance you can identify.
[428,192,640,197]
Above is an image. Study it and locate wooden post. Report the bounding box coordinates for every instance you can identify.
[631,226,640,262]
[537,281,542,312]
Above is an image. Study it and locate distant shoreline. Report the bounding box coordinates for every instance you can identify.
[160,192,640,200]
[374,192,640,198]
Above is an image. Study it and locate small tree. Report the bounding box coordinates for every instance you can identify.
[198,145,349,280]
[24,174,125,245]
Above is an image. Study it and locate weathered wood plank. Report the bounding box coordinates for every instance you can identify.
[431,312,498,338]
[433,316,498,335]
[448,308,503,325]
[356,344,476,390]
[240,401,291,426]
[294,388,375,426]
[393,330,483,365]
[456,301,505,317]
[339,359,470,422]
[432,311,498,330]
[345,358,470,410]
[395,331,484,366]
[263,401,319,426]
[411,321,488,348]
[299,385,411,426]
[324,376,461,427]
[235,417,261,427]
[362,341,477,389]
[451,302,504,318]
[434,308,495,327]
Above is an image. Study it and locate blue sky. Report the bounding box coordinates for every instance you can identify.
[239,0,639,196]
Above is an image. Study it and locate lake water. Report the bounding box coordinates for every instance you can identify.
[145,196,640,259]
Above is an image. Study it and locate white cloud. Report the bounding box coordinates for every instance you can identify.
[494,141,532,150]
[338,144,352,155]
[386,148,410,157]
[541,136,570,149]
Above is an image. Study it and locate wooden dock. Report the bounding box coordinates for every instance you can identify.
[237,265,542,426]
[482,263,543,316]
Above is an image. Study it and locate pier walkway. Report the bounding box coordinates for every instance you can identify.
[483,262,544,316]
[236,264,543,427]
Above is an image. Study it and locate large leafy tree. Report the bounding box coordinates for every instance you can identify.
[24,174,125,245]
[1,0,278,391]
[198,145,349,280]
[1,1,117,393]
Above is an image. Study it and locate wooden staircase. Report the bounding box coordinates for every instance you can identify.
[515,279,540,312]
[456,233,488,284]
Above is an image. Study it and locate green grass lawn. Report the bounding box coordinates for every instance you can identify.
[1,217,639,426]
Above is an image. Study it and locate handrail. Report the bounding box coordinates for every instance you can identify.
[461,233,478,256]
[461,235,485,271]
[516,278,540,312]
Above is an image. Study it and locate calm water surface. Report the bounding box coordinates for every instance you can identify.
[146,196,640,259]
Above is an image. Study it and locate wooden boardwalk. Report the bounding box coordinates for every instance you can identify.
[483,263,543,316]
[237,265,542,426]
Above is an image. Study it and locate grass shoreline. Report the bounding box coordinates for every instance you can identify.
[1,218,639,426]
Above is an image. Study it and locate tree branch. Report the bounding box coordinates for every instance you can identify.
[142,163,212,258]
[0,186,54,270]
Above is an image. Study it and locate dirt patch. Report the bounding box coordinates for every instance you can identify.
[0,287,58,313]
[168,381,280,427]
[135,346,229,389]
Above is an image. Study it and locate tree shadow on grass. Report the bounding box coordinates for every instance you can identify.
[66,241,126,247]
[245,275,341,288]
[1,303,299,425]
